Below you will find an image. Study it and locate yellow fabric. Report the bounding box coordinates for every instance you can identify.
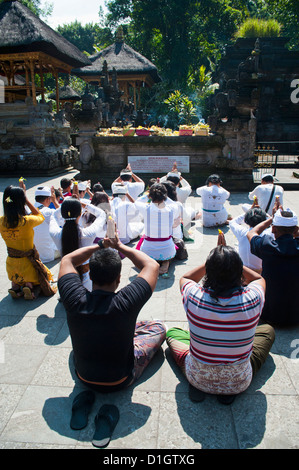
[0,213,53,286]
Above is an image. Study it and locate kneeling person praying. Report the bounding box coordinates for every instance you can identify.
[58,230,166,392]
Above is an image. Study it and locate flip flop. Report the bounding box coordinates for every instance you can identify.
[92,404,120,448]
[70,390,95,430]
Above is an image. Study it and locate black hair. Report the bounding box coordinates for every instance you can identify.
[92,183,104,193]
[91,191,110,207]
[35,195,49,204]
[244,208,267,228]
[147,178,157,189]
[167,175,180,186]
[2,185,26,229]
[61,199,82,256]
[162,181,178,201]
[275,225,297,235]
[89,248,122,286]
[206,174,222,186]
[261,174,274,183]
[274,211,297,235]
[60,178,72,190]
[149,183,167,203]
[85,192,110,225]
[203,245,243,300]
[120,170,132,182]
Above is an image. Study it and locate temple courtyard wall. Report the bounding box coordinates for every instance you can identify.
[75,134,255,192]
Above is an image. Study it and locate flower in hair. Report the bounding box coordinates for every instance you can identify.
[5,196,13,203]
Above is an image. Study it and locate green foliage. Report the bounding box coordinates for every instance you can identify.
[187,64,219,121]
[164,90,198,127]
[235,18,282,38]
[179,97,198,125]
[164,90,184,116]
[0,0,54,18]
[104,0,248,87]
[56,21,113,55]
[10,0,297,121]
[265,0,299,50]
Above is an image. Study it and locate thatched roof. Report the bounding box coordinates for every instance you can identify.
[72,40,161,83]
[0,0,91,68]
[48,85,81,101]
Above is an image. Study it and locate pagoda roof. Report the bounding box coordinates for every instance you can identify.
[72,40,161,83]
[0,0,91,68]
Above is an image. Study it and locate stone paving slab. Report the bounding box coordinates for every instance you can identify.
[0,171,298,450]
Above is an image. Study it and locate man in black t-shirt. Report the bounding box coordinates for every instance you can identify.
[58,233,166,392]
[247,208,299,327]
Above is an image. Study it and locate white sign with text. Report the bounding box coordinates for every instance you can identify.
[128,155,190,173]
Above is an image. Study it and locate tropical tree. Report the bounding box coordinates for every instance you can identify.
[266,0,299,49]
[0,0,53,18]
[56,21,113,55]
[105,0,247,84]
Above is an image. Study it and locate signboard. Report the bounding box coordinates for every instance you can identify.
[128,156,190,173]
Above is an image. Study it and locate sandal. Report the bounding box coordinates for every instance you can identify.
[92,404,120,448]
[22,286,34,300]
[70,390,95,430]
[8,288,23,299]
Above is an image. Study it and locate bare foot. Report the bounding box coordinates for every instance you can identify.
[159,261,169,275]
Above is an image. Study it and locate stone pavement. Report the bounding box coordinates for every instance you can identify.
[0,171,298,450]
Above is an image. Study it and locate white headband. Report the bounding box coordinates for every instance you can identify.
[35,186,51,197]
[78,182,87,191]
[273,209,298,227]
[167,171,181,178]
[261,173,273,180]
[113,183,128,195]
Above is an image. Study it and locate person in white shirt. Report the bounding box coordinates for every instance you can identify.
[111,163,145,201]
[160,171,191,205]
[135,183,179,278]
[243,174,284,215]
[160,162,198,223]
[33,185,60,263]
[79,191,110,243]
[196,174,230,227]
[49,198,106,291]
[162,181,188,260]
[78,180,92,205]
[111,183,144,244]
[229,207,273,272]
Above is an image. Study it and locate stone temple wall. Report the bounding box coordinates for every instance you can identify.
[208,37,299,154]
[75,133,254,192]
[0,99,79,175]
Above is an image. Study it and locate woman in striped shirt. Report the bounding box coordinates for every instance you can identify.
[166,244,275,404]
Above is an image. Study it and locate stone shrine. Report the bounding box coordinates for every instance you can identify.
[208,37,299,163]
[0,0,90,174]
